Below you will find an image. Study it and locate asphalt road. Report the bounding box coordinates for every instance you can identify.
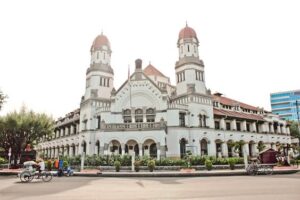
[0,173,299,200]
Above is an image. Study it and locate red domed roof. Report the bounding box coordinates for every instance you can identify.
[178,25,197,40]
[91,33,110,50]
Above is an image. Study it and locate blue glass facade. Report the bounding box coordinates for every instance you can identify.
[270,90,300,121]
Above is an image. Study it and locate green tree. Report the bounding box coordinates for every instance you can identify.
[0,90,8,111]
[290,121,300,139]
[0,106,54,164]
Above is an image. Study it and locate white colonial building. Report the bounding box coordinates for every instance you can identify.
[38,25,291,159]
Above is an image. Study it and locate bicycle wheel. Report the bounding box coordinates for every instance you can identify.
[42,172,53,182]
[20,171,33,182]
[247,165,258,176]
[263,166,273,175]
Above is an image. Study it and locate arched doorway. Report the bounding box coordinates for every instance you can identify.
[200,138,208,156]
[180,138,187,158]
[215,139,223,158]
[126,140,139,156]
[249,141,255,157]
[109,140,121,155]
[227,140,234,157]
[143,139,157,158]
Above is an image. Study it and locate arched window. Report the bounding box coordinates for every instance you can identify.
[146,108,155,122]
[187,45,190,52]
[123,109,132,123]
[135,109,143,123]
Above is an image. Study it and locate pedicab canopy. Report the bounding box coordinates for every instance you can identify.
[259,148,278,164]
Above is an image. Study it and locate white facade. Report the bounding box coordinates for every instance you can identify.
[38,26,292,159]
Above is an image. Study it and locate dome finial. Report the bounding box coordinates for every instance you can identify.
[101,28,103,35]
[186,20,188,27]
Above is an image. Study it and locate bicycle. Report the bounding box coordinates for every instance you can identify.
[19,170,53,182]
[246,160,274,176]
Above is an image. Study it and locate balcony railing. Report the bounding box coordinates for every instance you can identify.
[101,121,166,132]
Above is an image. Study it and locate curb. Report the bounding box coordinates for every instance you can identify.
[1,169,299,177]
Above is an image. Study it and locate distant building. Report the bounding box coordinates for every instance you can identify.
[270,90,300,121]
[37,25,292,159]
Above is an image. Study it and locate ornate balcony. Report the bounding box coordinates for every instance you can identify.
[101,121,166,132]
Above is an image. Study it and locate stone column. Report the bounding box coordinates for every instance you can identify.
[76,144,79,156]
[70,125,74,135]
[156,142,161,160]
[243,143,249,157]
[94,143,98,155]
[121,143,125,156]
[270,123,274,133]
[281,126,286,134]
[231,119,237,131]
[251,122,257,132]
[253,143,259,156]
[103,143,109,155]
[221,142,228,157]
[277,125,282,134]
[209,141,216,157]
[286,126,290,135]
[100,144,104,155]
[264,122,269,133]
[139,143,143,157]
[220,118,226,130]
[242,121,247,131]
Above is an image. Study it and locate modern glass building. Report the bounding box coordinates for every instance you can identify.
[270,90,300,121]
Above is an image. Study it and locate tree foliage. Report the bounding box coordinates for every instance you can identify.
[0,90,8,111]
[0,106,54,163]
[290,121,300,138]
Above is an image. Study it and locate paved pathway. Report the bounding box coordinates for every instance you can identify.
[0,173,299,200]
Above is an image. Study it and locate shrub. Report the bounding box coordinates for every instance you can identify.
[0,157,7,165]
[147,160,156,172]
[228,158,236,170]
[63,160,69,169]
[205,159,213,171]
[134,160,140,172]
[47,160,52,171]
[114,160,121,172]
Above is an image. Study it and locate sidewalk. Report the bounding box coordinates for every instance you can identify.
[1,166,299,177]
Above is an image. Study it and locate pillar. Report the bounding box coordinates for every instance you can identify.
[70,125,74,134]
[156,142,161,160]
[253,143,259,156]
[270,123,274,133]
[231,119,237,131]
[251,122,257,132]
[243,143,249,157]
[242,121,247,131]
[121,143,125,156]
[221,142,228,157]
[139,143,143,157]
[209,141,216,157]
[220,118,226,130]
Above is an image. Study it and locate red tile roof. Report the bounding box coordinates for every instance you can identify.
[213,95,259,111]
[179,25,197,39]
[144,64,167,78]
[213,108,264,121]
[91,34,110,50]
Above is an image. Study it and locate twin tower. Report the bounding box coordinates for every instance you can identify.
[83,25,207,102]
